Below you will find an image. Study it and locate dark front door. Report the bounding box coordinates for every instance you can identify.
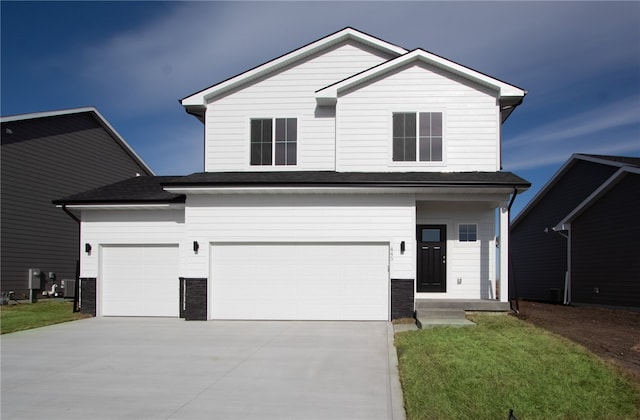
[417,225,446,293]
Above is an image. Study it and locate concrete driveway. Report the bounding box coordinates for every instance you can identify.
[1,318,405,420]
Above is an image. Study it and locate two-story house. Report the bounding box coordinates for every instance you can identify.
[55,28,530,320]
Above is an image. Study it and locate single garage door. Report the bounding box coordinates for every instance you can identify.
[210,243,389,320]
[101,245,179,317]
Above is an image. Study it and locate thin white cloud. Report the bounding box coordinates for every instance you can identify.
[506,138,640,171]
[505,94,640,147]
[69,2,639,112]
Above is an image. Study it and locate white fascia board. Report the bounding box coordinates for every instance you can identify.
[89,108,156,176]
[181,28,407,107]
[553,166,639,231]
[315,49,526,103]
[1,106,96,122]
[58,203,185,210]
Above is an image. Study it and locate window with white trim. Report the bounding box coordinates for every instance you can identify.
[458,224,477,242]
[392,112,442,162]
[250,118,297,166]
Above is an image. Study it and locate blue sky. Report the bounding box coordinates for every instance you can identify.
[2,1,639,216]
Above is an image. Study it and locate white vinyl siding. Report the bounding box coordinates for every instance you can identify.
[80,209,186,278]
[416,202,496,299]
[184,194,415,280]
[204,41,394,172]
[336,63,500,172]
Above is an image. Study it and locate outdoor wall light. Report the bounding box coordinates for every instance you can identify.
[400,241,406,253]
[193,241,199,253]
[85,243,92,254]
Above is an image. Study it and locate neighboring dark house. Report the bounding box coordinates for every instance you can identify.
[511,154,640,309]
[1,107,154,298]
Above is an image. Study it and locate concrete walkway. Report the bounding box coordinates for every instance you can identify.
[1,318,405,420]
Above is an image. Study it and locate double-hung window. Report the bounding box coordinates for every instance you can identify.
[392,112,442,162]
[250,118,297,166]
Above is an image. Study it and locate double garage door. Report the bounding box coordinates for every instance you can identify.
[100,243,389,320]
[210,243,390,321]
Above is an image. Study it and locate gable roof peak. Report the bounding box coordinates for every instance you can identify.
[180,27,407,113]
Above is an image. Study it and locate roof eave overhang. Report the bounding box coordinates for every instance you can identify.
[552,166,639,231]
[163,183,529,195]
[56,202,186,210]
[512,153,634,228]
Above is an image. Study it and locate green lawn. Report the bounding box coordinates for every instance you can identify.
[0,300,90,334]
[395,314,640,420]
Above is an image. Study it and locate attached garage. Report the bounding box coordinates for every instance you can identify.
[100,244,180,317]
[209,243,390,320]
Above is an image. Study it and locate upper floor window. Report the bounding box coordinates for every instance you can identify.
[250,118,297,166]
[392,112,442,162]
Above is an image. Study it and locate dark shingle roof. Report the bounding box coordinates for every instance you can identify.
[579,154,640,168]
[53,176,185,205]
[54,171,530,205]
[163,171,531,188]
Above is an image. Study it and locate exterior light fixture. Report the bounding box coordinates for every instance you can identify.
[193,241,199,253]
[85,243,92,254]
[400,241,405,253]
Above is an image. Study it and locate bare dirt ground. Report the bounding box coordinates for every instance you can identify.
[514,300,640,385]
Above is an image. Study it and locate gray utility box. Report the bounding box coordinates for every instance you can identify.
[28,268,41,289]
[62,280,76,298]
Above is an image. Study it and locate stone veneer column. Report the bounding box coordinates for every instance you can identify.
[391,278,414,319]
[184,278,207,321]
[79,278,96,316]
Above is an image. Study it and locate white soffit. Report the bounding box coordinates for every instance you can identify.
[180,28,407,107]
[316,49,526,105]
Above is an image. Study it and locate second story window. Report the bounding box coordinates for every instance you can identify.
[250,118,297,166]
[392,112,442,162]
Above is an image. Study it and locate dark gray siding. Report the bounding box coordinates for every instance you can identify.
[511,160,618,301]
[571,174,640,308]
[1,112,153,296]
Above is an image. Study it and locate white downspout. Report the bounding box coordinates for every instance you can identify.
[555,227,571,305]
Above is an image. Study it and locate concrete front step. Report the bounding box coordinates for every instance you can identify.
[415,299,510,312]
[415,308,476,328]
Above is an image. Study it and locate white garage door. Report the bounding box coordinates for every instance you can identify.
[101,245,179,317]
[210,243,389,320]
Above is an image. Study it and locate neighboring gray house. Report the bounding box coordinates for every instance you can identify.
[511,154,640,309]
[1,107,154,298]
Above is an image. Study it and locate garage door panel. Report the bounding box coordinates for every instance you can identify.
[101,245,179,317]
[211,243,389,320]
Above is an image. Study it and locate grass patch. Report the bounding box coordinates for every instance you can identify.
[1,300,90,334]
[395,314,640,420]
